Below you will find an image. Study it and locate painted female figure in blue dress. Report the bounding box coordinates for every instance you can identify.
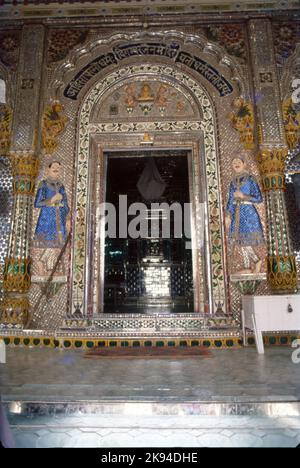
[225,157,264,274]
[34,161,70,248]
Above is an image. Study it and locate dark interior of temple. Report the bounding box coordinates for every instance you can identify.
[104,150,193,313]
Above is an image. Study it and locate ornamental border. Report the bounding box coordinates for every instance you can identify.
[1,333,299,350]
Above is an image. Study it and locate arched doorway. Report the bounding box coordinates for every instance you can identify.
[71,64,227,315]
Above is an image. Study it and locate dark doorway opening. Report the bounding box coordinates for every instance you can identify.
[104,150,194,314]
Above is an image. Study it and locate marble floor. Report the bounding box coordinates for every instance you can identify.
[1,346,300,447]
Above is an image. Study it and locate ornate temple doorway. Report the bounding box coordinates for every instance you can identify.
[71,63,227,316]
[103,149,194,314]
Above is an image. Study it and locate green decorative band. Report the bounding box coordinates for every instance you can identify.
[1,334,300,350]
[247,334,300,346]
[0,335,243,349]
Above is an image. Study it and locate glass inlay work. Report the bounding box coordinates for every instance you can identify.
[0,156,13,296]
[72,64,226,315]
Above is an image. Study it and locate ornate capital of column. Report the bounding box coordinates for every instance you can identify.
[0,295,29,328]
[267,255,298,292]
[9,150,39,196]
[3,257,31,293]
[257,147,288,191]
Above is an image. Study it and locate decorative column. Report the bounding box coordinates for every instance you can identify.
[248,19,297,292]
[1,26,45,327]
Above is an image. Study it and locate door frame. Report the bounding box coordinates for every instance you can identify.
[101,147,197,313]
[87,133,211,315]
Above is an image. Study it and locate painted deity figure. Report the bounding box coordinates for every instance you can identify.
[138,83,154,102]
[124,83,136,109]
[225,157,264,274]
[34,161,70,249]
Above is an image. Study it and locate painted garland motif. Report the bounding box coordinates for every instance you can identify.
[72,64,225,314]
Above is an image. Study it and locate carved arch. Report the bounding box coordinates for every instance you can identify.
[70,62,228,316]
[50,30,246,101]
